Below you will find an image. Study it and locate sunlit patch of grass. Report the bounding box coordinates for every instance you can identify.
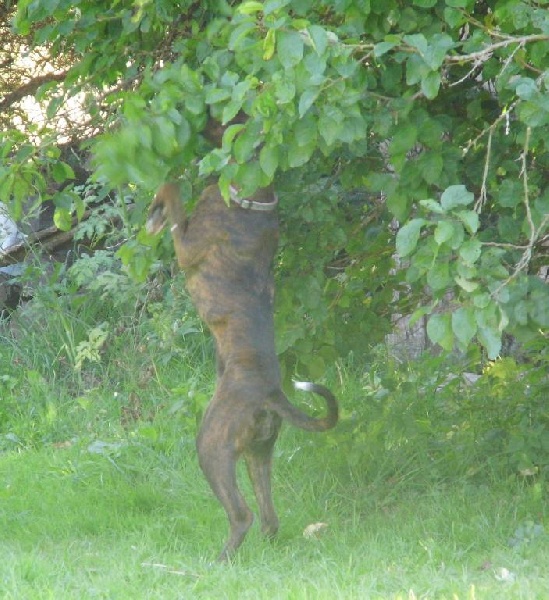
[1,296,548,598]
[1,422,548,598]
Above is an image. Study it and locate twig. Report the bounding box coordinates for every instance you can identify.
[475,127,492,213]
[141,562,199,578]
[491,128,549,296]
[481,241,529,249]
[521,127,535,238]
[463,100,518,157]
[445,34,549,64]
[448,59,483,87]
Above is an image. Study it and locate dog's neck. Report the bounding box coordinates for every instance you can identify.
[229,185,278,212]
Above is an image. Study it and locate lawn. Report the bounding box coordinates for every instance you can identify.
[1,420,547,598]
[1,295,547,598]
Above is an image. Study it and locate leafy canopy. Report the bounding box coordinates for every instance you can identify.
[3,0,549,369]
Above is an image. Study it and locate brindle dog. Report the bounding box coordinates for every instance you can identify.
[147,179,338,562]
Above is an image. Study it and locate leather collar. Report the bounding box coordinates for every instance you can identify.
[229,185,278,211]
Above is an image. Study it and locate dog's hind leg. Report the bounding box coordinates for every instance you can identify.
[244,441,280,539]
[196,423,254,561]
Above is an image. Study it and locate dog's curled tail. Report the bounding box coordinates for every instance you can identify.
[269,381,338,432]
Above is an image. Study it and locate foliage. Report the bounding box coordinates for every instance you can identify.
[331,349,549,480]
[0,259,212,449]
[2,0,548,367]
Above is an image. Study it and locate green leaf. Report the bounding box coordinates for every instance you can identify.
[238,1,264,15]
[386,192,410,221]
[54,207,72,231]
[498,179,522,208]
[374,40,399,57]
[440,185,474,210]
[404,34,429,55]
[456,210,479,234]
[459,239,482,265]
[452,306,477,347]
[47,95,64,120]
[454,276,479,292]
[420,198,445,214]
[456,263,478,280]
[205,87,232,104]
[51,161,75,183]
[518,102,549,127]
[514,301,529,326]
[421,71,441,100]
[274,76,296,104]
[514,77,538,100]
[234,160,265,195]
[295,114,318,147]
[264,0,291,15]
[277,30,304,69]
[263,28,276,60]
[221,123,245,150]
[389,123,418,156]
[444,7,466,27]
[427,313,453,351]
[419,152,443,185]
[396,218,426,257]
[473,292,491,309]
[259,144,279,178]
[299,88,320,117]
[477,326,502,359]
[304,52,327,80]
[287,138,315,167]
[152,117,177,158]
[318,109,344,146]
[309,25,329,56]
[406,54,429,86]
[423,34,455,70]
[434,220,456,245]
[427,262,452,291]
[228,20,256,51]
[233,121,262,163]
[529,286,549,327]
[409,305,432,327]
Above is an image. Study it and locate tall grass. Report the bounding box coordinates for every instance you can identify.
[1,284,548,598]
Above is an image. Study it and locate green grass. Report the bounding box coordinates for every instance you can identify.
[1,427,548,598]
[1,293,548,599]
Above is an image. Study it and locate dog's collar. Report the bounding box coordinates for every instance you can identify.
[229,185,278,211]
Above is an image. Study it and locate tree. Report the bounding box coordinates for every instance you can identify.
[2,0,548,373]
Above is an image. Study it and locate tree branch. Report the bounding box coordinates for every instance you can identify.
[446,34,549,64]
[0,70,68,111]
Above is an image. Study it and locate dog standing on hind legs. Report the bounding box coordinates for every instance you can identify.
[147,181,338,561]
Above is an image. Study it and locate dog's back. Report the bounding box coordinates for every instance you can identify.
[181,184,279,328]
